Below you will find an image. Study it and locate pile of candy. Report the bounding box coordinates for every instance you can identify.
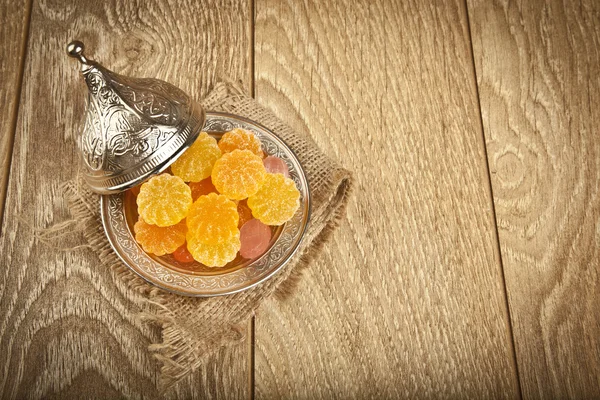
[131,128,300,267]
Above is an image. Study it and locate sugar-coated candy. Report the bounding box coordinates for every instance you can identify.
[134,219,187,256]
[263,156,289,177]
[186,193,239,244]
[137,174,192,227]
[211,149,267,200]
[171,132,221,182]
[248,173,300,226]
[239,219,272,259]
[187,231,241,267]
[218,128,263,157]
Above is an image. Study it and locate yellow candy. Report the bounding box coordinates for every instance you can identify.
[137,174,192,227]
[134,219,187,256]
[218,128,263,157]
[248,173,300,226]
[186,193,239,244]
[211,149,266,200]
[187,231,241,267]
[171,132,222,182]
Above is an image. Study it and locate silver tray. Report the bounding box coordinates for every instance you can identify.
[100,112,311,296]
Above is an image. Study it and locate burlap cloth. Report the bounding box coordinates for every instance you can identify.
[59,82,352,389]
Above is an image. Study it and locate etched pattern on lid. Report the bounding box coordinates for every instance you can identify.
[67,40,205,194]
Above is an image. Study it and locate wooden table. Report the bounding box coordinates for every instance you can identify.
[1,0,598,398]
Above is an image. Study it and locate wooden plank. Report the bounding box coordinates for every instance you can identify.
[467,0,600,398]
[253,0,520,398]
[0,0,32,222]
[0,0,252,398]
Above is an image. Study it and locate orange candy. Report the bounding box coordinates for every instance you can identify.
[237,199,253,228]
[134,219,187,256]
[211,150,267,200]
[189,178,217,201]
[172,244,195,263]
[186,231,241,267]
[218,128,263,157]
[171,132,222,182]
[129,185,141,197]
[248,173,300,225]
[137,174,192,227]
[186,193,239,244]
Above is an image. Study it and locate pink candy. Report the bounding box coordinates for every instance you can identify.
[239,219,272,259]
[263,156,289,177]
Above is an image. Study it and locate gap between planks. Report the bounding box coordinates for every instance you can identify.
[463,0,523,397]
[0,0,34,227]
[248,0,257,398]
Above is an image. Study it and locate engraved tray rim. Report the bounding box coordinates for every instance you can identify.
[100,112,311,297]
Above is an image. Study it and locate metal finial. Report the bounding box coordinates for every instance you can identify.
[67,40,89,64]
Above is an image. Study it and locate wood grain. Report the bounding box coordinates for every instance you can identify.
[253,0,520,398]
[0,0,32,223]
[0,0,252,398]
[467,0,600,398]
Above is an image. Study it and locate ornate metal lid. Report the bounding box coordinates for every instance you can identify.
[66,40,205,194]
